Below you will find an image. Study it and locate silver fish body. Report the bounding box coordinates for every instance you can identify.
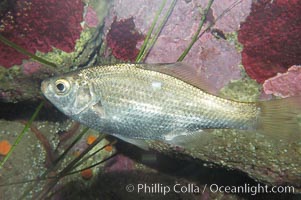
[41,63,301,146]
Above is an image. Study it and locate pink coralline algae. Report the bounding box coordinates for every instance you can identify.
[263,65,301,98]
[104,0,252,91]
[238,0,301,83]
[23,61,41,75]
[0,0,84,68]
[84,6,99,28]
[185,33,242,93]
[106,17,144,62]
[104,154,135,173]
[210,0,252,32]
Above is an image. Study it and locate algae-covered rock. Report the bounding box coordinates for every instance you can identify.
[219,77,261,102]
[147,77,301,193]
[0,1,108,103]
[0,119,114,199]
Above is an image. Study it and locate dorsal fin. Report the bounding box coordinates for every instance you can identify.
[136,62,216,94]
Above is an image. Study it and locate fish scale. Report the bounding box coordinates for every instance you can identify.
[78,64,259,139]
[41,63,273,144]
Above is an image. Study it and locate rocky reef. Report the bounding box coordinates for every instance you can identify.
[0,0,300,199]
[103,0,252,92]
[0,0,107,102]
[263,65,301,98]
[0,0,84,68]
[102,0,301,194]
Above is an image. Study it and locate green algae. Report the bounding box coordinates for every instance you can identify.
[89,0,111,25]
[219,77,262,102]
[226,31,243,53]
[1,65,22,80]
[178,0,215,61]
[35,29,95,72]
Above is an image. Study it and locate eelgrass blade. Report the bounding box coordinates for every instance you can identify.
[177,0,215,61]
[0,141,117,188]
[18,126,88,200]
[62,152,117,178]
[136,0,167,62]
[0,34,57,68]
[139,0,177,61]
[34,135,105,200]
[197,0,242,39]
[72,140,117,169]
[0,101,44,169]
[46,152,118,200]
[53,127,89,165]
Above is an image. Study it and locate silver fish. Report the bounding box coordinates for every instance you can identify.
[41,63,301,148]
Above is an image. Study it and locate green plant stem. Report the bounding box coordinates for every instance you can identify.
[72,140,116,169]
[177,0,215,61]
[63,152,117,177]
[0,34,57,68]
[0,142,117,188]
[53,127,89,165]
[139,0,177,61]
[35,135,105,200]
[196,0,242,41]
[18,126,88,200]
[45,152,118,200]
[136,0,167,62]
[0,101,44,169]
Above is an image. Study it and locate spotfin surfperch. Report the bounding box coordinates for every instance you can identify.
[41,63,301,149]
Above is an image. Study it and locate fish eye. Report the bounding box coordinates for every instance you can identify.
[55,79,71,95]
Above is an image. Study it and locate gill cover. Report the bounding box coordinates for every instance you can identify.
[42,77,99,116]
[72,82,99,115]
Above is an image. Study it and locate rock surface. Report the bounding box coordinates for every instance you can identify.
[263,65,301,98]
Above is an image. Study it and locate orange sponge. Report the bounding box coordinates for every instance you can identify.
[81,168,93,180]
[86,135,97,145]
[0,140,11,156]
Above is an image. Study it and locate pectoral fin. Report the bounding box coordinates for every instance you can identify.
[164,129,213,149]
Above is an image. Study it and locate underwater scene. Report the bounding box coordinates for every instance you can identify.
[0,0,300,199]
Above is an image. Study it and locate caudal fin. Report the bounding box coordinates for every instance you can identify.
[256,96,301,142]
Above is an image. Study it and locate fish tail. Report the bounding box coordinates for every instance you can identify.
[256,96,301,141]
